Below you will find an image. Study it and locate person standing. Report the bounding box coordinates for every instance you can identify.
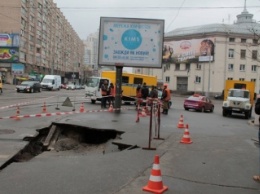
[149,85,158,98]
[253,94,260,182]
[101,80,109,108]
[136,84,142,109]
[161,83,171,115]
[141,82,149,106]
[108,83,115,107]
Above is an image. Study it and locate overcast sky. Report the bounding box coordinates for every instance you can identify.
[52,0,260,39]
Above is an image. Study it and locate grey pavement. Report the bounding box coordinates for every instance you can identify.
[0,88,260,193]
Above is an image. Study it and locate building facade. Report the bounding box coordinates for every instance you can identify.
[149,6,260,96]
[0,0,84,84]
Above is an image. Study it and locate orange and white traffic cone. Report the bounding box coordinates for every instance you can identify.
[79,102,85,113]
[42,102,47,113]
[140,107,147,117]
[180,124,193,144]
[143,155,168,194]
[108,104,113,112]
[14,106,21,120]
[177,114,185,129]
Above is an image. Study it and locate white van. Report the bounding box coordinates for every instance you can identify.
[40,75,61,91]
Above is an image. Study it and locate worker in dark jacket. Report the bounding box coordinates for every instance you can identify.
[141,82,149,106]
[149,85,158,98]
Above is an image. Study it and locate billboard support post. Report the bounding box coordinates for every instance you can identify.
[115,64,123,113]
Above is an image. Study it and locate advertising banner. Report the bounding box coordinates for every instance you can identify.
[0,33,20,47]
[0,48,19,62]
[99,17,164,68]
[12,63,24,75]
[163,38,215,63]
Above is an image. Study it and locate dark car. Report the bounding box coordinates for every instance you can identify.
[184,94,214,112]
[16,81,42,93]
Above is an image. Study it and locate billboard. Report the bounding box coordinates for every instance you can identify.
[0,48,19,62]
[0,33,20,47]
[163,38,215,63]
[98,17,164,68]
[12,63,24,75]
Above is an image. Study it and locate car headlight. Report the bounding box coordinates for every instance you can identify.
[223,101,229,107]
[245,104,251,110]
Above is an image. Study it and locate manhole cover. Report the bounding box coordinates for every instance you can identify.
[0,129,15,135]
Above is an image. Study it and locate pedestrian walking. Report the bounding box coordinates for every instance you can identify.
[253,94,260,182]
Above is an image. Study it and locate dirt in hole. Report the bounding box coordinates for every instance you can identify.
[13,125,122,162]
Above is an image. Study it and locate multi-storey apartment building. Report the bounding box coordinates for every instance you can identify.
[147,5,260,96]
[0,0,84,84]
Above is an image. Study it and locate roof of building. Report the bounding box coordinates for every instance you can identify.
[165,3,260,38]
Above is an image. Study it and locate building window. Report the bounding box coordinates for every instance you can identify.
[252,50,257,60]
[253,39,258,45]
[251,79,256,82]
[185,63,190,71]
[240,50,246,59]
[36,47,41,54]
[227,77,233,80]
[239,78,245,81]
[175,64,180,70]
[165,76,170,83]
[195,76,201,83]
[228,64,234,71]
[252,65,257,72]
[229,38,235,42]
[239,64,245,71]
[241,38,246,43]
[228,49,234,58]
[196,63,201,70]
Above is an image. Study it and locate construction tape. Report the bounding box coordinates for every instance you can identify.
[0,107,137,120]
[0,96,56,110]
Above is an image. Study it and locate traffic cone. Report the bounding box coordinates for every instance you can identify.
[108,104,113,112]
[79,102,85,113]
[14,106,21,120]
[143,155,168,194]
[145,106,150,115]
[140,107,147,117]
[177,114,185,128]
[180,124,193,144]
[42,102,47,113]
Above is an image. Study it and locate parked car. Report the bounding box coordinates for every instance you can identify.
[61,83,67,89]
[183,94,214,112]
[16,81,42,93]
[66,84,75,90]
[75,84,81,90]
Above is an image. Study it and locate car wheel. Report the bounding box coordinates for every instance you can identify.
[39,88,41,92]
[31,88,34,93]
[201,107,205,112]
[91,100,96,104]
[210,106,214,113]
[184,108,189,111]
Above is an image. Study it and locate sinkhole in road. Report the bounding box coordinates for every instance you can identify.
[1,123,138,170]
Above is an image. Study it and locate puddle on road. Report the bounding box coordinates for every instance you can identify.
[0,123,138,170]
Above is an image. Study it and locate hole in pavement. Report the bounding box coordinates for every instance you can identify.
[0,123,137,170]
